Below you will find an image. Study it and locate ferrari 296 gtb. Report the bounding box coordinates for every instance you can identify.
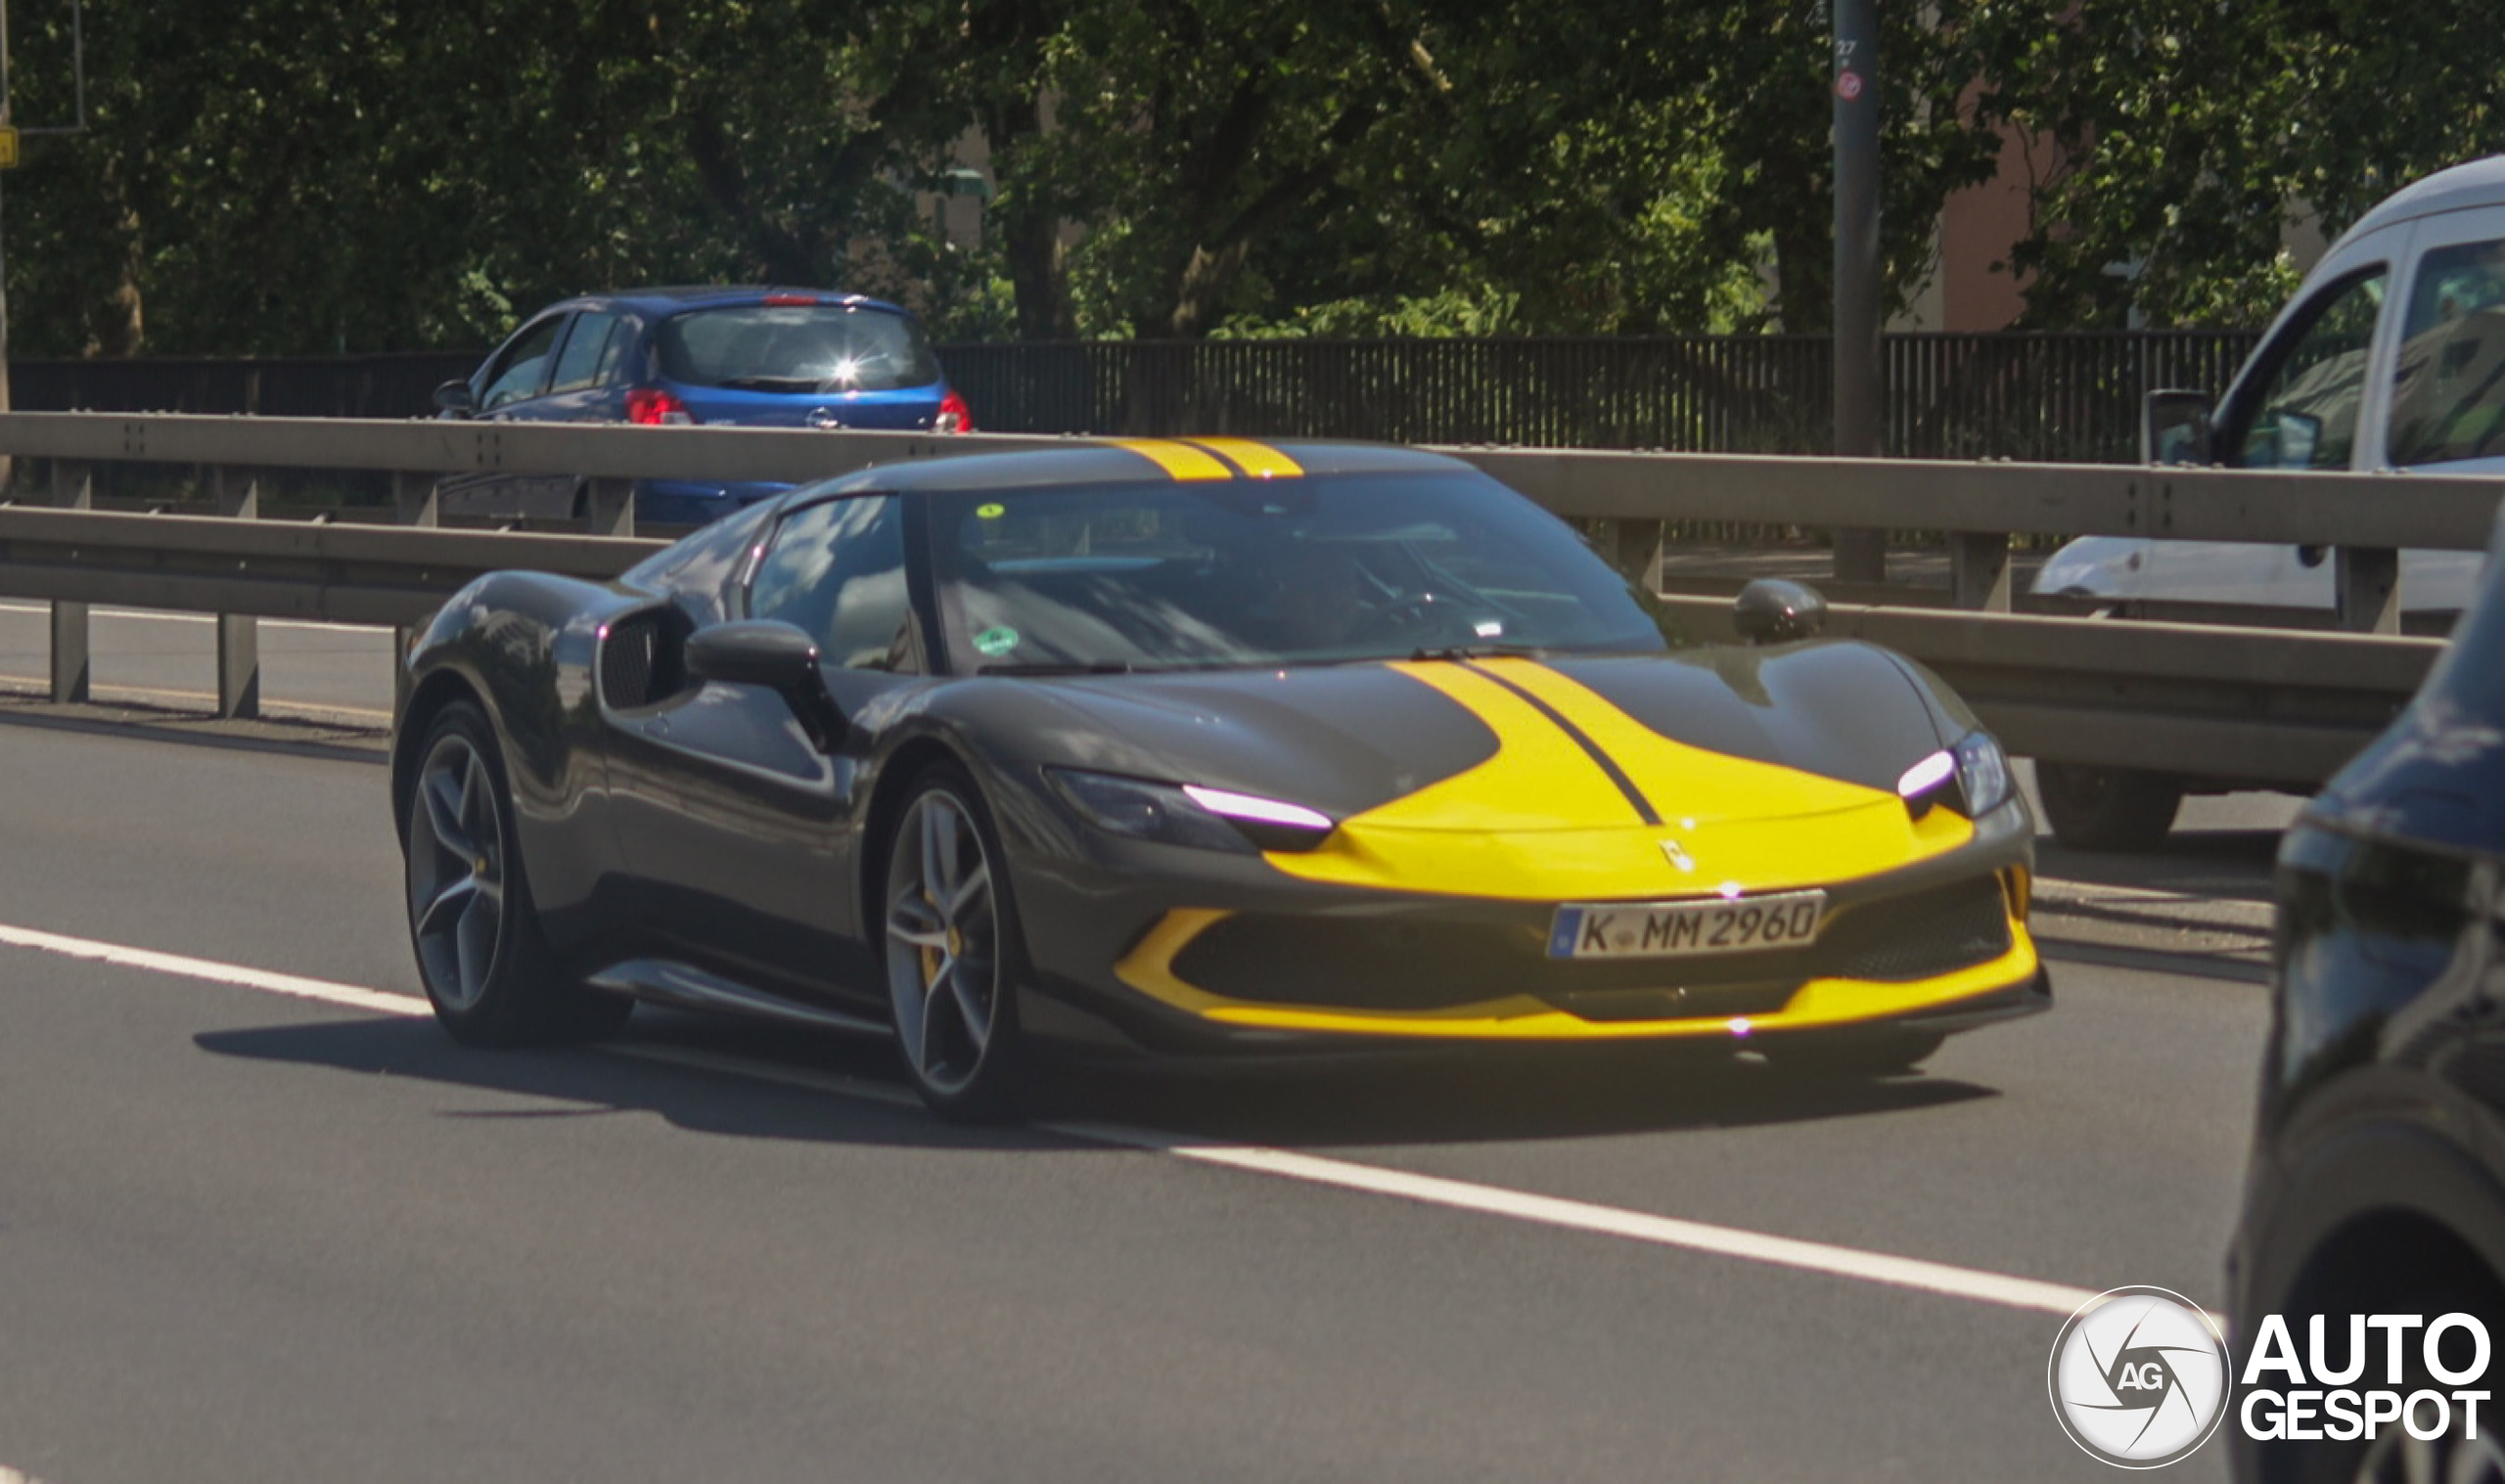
[393,438,2049,1114]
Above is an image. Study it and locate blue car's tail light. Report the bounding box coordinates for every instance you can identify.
[1047,769,1332,852]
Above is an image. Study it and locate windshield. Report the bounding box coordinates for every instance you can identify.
[927,472,1681,673]
[658,305,941,392]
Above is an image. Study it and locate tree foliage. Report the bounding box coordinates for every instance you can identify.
[1971,0,2505,327]
[0,0,2495,353]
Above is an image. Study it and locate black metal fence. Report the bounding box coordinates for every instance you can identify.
[941,331,2262,462]
[9,330,2260,464]
[10,351,480,421]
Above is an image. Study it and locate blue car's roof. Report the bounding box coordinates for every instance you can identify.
[550,285,916,319]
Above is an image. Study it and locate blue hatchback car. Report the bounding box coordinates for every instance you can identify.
[432,286,973,526]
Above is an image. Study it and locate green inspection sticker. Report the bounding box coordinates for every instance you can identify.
[976,502,1006,518]
[973,626,1021,657]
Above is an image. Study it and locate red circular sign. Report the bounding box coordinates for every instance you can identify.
[1835,69,1865,101]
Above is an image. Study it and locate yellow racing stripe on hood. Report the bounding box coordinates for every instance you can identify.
[1261,657,1974,900]
[1115,438,1235,480]
[1473,656,1885,824]
[1184,437,1303,479]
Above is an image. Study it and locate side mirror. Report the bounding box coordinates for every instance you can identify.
[433,379,478,416]
[2142,388,2213,466]
[1734,578,1826,646]
[686,620,847,751]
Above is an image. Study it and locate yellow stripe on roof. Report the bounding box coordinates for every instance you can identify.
[1114,438,1235,481]
[1184,437,1303,479]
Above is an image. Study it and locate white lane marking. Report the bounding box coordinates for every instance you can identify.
[0,919,2108,1317]
[2,1465,58,1484]
[0,601,385,636]
[1057,1124,2101,1315]
[0,923,426,1019]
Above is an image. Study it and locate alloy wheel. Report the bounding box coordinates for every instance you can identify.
[884,787,1000,1098]
[406,731,508,1012]
[2352,1426,2505,1484]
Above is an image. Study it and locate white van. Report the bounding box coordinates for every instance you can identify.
[2032,155,2505,618]
[2026,156,2505,849]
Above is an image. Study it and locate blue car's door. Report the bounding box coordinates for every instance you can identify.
[437,311,570,519]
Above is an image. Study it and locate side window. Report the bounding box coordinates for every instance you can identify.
[478,316,567,410]
[746,496,918,672]
[547,312,620,394]
[594,316,638,385]
[2234,269,2388,470]
[2390,238,2505,467]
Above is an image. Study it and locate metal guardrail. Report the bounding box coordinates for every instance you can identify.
[0,412,2490,788]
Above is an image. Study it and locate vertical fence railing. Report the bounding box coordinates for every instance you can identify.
[939,331,2257,463]
[9,331,2263,465]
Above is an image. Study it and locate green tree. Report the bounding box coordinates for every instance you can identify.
[1971,0,2505,327]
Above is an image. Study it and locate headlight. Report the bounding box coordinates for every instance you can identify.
[1952,732,2013,816]
[1896,733,2012,818]
[1045,769,1334,852]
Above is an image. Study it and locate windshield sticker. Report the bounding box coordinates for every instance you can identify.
[973,625,1021,657]
[977,502,1007,519]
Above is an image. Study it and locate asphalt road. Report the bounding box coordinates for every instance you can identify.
[0,711,2276,1483]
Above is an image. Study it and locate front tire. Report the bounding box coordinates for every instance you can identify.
[403,700,631,1046]
[881,763,1027,1120]
[2035,760,2183,852]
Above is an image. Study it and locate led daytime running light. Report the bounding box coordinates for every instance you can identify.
[1896,749,1956,798]
[1179,785,1334,832]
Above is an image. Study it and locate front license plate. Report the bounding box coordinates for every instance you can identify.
[1547,890,1828,961]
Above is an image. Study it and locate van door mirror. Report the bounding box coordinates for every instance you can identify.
[2273,410,2324,469]
[2142,389,2213,465]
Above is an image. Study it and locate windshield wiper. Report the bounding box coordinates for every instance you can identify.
[976,660,1138,676]
[713,376,825,392]
[1408,642,1555,662]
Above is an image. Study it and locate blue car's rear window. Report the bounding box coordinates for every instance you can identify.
[658,305,941,393]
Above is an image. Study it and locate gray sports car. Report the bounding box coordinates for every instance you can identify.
[394,438,2046,1115]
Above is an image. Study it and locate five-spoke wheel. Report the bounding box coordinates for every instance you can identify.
[402,699,629,1045]
[883,766,1025,1117]
[408,723,511,1014]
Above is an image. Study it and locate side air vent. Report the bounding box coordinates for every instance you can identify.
[600,608,691,710]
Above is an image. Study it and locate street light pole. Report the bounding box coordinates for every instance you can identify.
[1831,0,1885,584]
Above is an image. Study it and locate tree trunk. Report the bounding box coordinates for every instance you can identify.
[983,91,1075,340]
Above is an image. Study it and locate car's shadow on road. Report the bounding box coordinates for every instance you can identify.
[198,1005,1998,1152]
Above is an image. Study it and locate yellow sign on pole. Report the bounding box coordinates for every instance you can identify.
[0,128,20,169]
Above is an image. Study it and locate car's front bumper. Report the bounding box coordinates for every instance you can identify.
[1009,793,2042,1056]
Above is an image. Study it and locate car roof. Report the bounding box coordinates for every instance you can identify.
[546,286,914,319]
[817,439,1479,495]
[2337,155,2505,245]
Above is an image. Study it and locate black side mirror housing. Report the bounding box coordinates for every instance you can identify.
[1733,578,1827,646]
[2142,388,2214,466]
[686,620,847,751]
[433,379,478,416]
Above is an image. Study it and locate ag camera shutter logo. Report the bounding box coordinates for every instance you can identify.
[2048,1286,2231,1467]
